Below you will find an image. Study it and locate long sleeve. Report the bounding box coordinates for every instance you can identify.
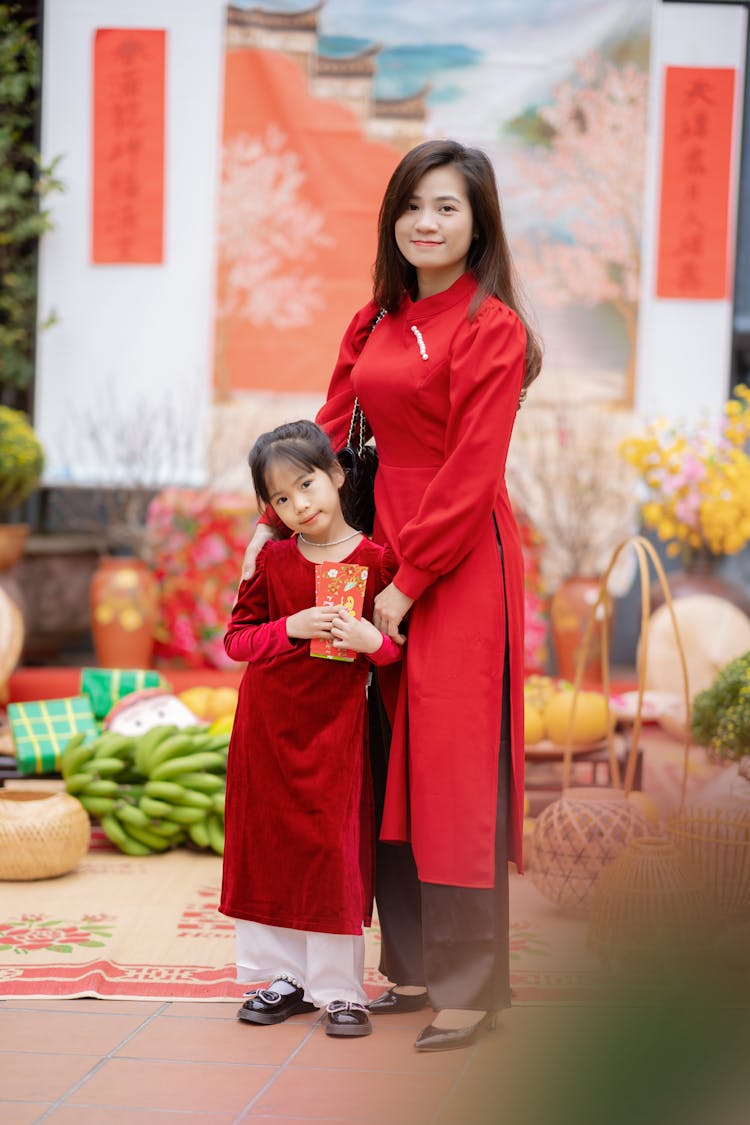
[368,634,402,666]
[394,303,526,600]
[224,547,295,663]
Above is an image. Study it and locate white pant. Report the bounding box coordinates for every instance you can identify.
[235,919,367,1007]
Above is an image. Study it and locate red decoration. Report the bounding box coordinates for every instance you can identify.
[92,28,166,264]
[146,489,258,669]
[656,66,736,299]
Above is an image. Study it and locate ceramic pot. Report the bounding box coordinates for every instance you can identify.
[549,575,614,686]
[90,556,158,668]
[651,551,750,618]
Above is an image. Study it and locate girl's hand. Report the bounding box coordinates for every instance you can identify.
[241,524,277,580]
[286,606,338,640]
[373,583,413,645]
[330,606,386,655]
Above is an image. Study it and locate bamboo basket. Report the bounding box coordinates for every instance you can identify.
[0,789,91,880]
[588,835,710,967]
[529,536,691,915]
[664,802,750,922]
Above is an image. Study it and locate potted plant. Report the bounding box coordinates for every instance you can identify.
[0,405,44,568]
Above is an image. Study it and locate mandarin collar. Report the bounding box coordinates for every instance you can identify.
[402,271,477,321]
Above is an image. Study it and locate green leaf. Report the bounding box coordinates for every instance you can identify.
[46,944,73,953]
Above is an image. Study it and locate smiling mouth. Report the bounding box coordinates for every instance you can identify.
[413,240,442,246]
[300,512,319,525]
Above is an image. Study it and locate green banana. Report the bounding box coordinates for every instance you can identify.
[211,791,225,815]
[143,731,199,774]
[86,756,128,778]
[78,794,117,816]
[144,779,213,809]
[115,801,152,829]
[100,813,152,856]
[159,804,208,826]
[139,795,172,819]
[206,813,225,855]
[172,771,224,793]
[61,736,96,779]
[150,750,226,782]
[116,818,171,852]
[188,819,210,848]
[93,732,135,760]
[65,771,100,795]
[134,724,178,775]
[143,817,184,839]
[77,778,120,798]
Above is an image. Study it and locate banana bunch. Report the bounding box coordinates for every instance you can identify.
[61,724,229,858]
[137,724,228,856]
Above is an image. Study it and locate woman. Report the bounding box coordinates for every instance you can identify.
[243,139,542,1051]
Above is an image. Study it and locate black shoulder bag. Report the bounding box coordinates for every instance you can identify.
[337,309,385,535]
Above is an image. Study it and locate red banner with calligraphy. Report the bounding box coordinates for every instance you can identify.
[92,28,166,264]
[656,66,736,300]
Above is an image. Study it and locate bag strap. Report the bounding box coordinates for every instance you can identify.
[347,309,386,452]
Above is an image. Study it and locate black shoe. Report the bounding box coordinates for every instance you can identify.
[325,1000,372,1037]
[368,986,429,1015]
[414,1011,496,1052]
[237,984,316,1025]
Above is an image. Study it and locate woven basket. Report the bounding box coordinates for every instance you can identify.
[664,802,750,922]
[530,788,651,913]
[588,835,710,966]
[529,536,691,915]
[0,789,91,880]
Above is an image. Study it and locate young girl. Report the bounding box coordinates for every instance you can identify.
[220,419,401,1039]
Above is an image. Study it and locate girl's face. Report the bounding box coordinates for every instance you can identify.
[394,164,475,297]
[265,457,347,541]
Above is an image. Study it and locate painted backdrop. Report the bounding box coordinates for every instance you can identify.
[211,0,651,484]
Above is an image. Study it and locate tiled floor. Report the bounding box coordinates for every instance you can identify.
[5,993,749,1125]
[0,996,544,1124]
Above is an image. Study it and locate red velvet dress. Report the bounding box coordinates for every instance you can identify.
[316,271,527,887]
[219,537,399,936]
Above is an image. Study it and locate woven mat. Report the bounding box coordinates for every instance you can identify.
[0,830,614,1004]
[0,733,725,1002]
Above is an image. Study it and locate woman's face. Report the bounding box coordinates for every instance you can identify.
[394,164,475,297]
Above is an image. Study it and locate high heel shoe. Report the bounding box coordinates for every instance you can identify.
[414,1010,496,1052]
[368,986,429,1015]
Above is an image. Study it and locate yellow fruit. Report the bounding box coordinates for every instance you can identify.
[177,686,215,720]
[208,714,235,736]
[209,687,239,720]
[524,704,545,745]
[626,791,660,827]
[543,690,611,746]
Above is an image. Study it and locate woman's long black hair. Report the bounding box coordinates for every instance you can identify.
[373,139,542,399]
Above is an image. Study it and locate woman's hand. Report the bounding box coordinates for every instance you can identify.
[373,583,413,645]
[330,606,385,655]
[286,606,338,641]
[241,523,277,580]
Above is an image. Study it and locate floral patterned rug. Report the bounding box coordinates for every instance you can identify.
[0,836,603,1002]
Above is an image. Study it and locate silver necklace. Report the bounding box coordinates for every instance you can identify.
[298,530,361,548]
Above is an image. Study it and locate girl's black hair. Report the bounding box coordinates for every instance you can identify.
[249,419,343,506]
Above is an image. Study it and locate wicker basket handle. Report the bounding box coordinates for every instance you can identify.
[561,535,691,803]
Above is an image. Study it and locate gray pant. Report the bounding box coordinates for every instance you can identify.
[368,664,511,1012]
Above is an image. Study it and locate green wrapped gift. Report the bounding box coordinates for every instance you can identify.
[80,667,170,721]
[7,696,99,775]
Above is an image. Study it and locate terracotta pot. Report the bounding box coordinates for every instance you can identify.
[549,575,614,686]
[90,556,158,668]
[0,523,29,570]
